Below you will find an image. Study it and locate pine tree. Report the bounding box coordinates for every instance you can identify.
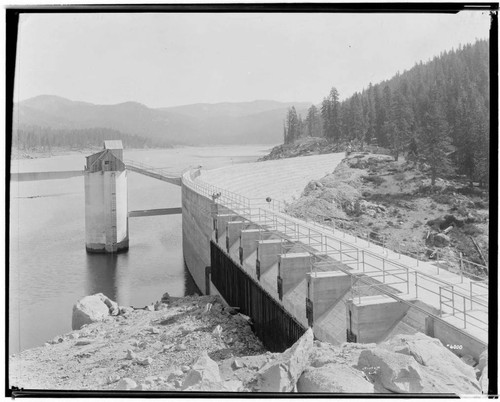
[373,85,384,146]
[321,87,341,142]
[280,39,489,186]
[306,105,322,137]
[349,93,366,144]
[365,83,377,145]
[387,88,413,161]
[330,88,341,142]
[321,98,331,139]
[285,107,300,144]
[418,88,454,186]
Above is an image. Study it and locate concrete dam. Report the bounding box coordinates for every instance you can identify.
[85,145,487,359]
[180,155,488,359]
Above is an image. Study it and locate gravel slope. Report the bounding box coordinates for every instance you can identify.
[9,295,266,391]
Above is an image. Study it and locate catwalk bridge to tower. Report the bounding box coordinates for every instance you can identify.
[83,143,182,254]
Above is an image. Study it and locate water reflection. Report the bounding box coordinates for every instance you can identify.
[10,146,267,352]
[85,253,120,301]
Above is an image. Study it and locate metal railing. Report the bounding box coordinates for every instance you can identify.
[182,169,489,337]
[125,159,183,179]
[470,280,488,309]
[301,213,488,281]
[200,173,489,279]
[438,284,488,332]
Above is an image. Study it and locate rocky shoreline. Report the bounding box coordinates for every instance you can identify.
[284,152,489,278]
[9,292,487,394]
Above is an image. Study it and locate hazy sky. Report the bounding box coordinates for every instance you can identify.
[14,11,491,108]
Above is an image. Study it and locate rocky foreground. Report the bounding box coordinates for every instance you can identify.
[10,293,487,394]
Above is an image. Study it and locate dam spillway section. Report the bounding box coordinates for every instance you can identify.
[181,155,488,358]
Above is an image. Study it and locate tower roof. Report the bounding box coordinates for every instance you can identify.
[104,140,123,150]
[85,149,125,173]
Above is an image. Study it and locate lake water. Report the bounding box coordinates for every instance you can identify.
[9,145,271,353]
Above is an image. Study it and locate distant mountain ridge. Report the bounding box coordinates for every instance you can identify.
[13,95,311,145]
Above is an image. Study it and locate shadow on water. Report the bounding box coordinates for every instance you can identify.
[85,253,119,301]
[184,262,201,296]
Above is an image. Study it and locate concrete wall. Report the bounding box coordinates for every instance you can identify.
[85,172,106,246]
[427,317,486,360]
[278,253,310,298]
[347,296,411,344]
[84,170,128,252]
[115,170,129,244]
[402,300,440,334]
[181,180,214,294]
[307,272,352,321]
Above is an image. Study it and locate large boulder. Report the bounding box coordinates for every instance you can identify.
[237,354,270,370]
[101,296,119,316]
[308,342,340,368]
[477,349,488,394]
[358,346,480,394]
[256,328,314,392]
[433,233,451,247]
[115,378,137,390]
[426,233,451,248]
[358,348,429,393]
[72,293,117,330]
[479,365,488,394]
[384,333,477,380]
[161,292,170,304]
[297,363,374,393]
[184,379,243,392]
[182,352,221,390]
[477,349,488,373]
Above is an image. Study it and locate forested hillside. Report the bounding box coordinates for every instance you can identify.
[12,126,169,151]
[12,97,310,149]
[283,39,490,186]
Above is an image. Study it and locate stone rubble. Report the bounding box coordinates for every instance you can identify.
[477,349,488,394]
[255,328,313,392]
[10,293,485,396]
[181,351,222,390]
[72,293,120,330]
[115,378,137,390]
[298,363,374,393]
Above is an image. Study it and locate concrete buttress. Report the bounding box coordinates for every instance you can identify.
[306,271,352,325]
[215,214,238,243]
[256,239,283,280]
[239,229,278,265]
[277,252,311,301]
[346,295,414,344]
[226,220,246,252]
